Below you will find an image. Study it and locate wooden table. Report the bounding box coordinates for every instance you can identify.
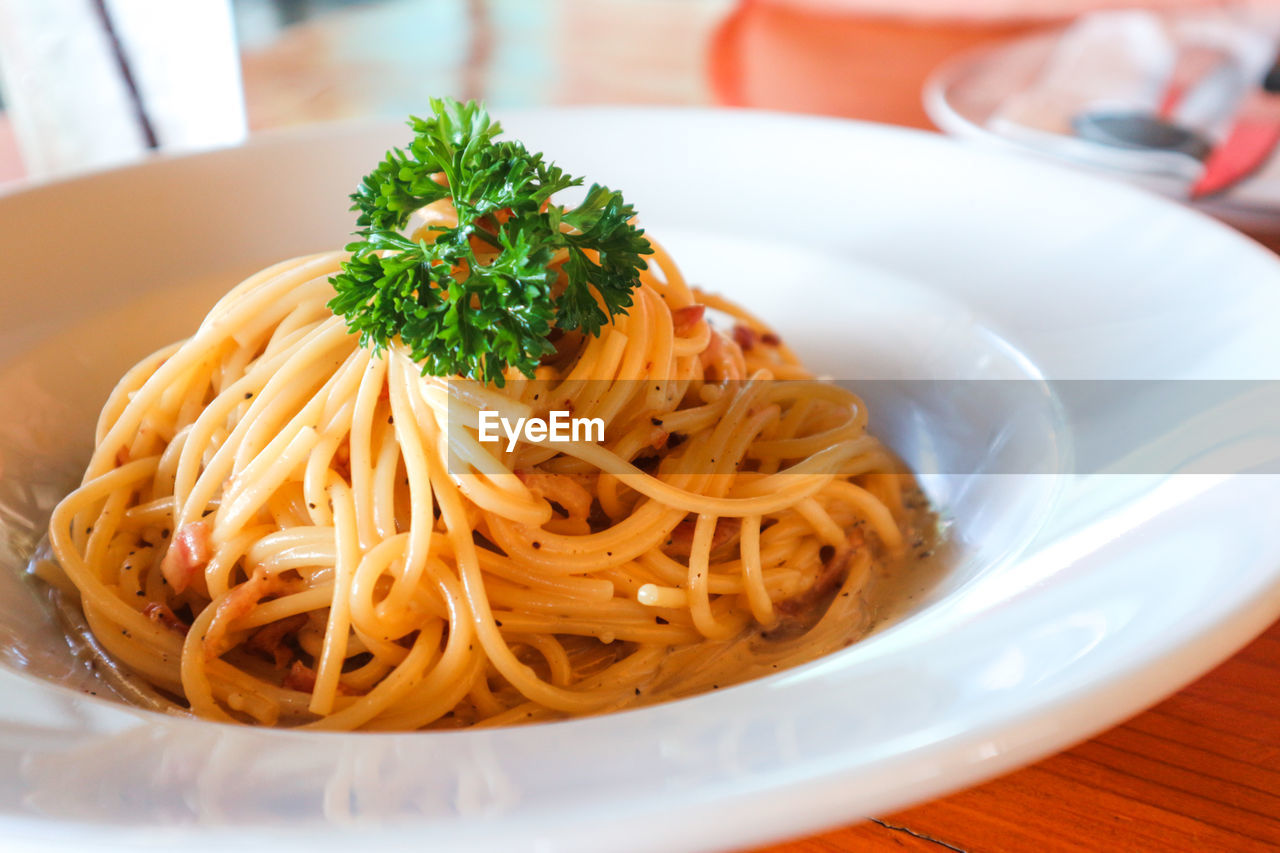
[758,616,1280,852]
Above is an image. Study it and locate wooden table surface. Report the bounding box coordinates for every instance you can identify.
[3,3,1280,848]
[757,616,1280,853]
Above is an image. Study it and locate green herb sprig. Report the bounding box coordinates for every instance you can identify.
[327,97,653,385]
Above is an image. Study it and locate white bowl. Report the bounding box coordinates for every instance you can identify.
[1,108,1279,852]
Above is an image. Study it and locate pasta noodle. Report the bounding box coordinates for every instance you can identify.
[46,234,927,730]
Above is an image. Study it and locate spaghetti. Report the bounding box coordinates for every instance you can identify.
[46,234,922,730]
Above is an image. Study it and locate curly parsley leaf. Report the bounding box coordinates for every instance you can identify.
[328,97,653,385]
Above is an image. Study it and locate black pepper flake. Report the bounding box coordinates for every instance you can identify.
[532,541,541,550]
[135,590,144,596]
[202,509,213,517]
[161,528,170,539]
[388,416,394,424]
[494,620,503,628]
[139,540,153,548]
[308,503,316,509]
[655,616,668,625]
[650,417,662,426]
[85,526,93,534]
[634,687,641,696]
[244,392,253,399]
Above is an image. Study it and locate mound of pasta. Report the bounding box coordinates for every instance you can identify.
[47,240,918,730]
[45,100,925,730]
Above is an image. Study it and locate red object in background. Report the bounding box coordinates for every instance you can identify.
[1192,117,1280,198]
[708,0,1062,129]
[1192,60,1280,199]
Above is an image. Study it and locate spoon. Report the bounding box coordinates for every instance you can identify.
[1072,47,1241,162]
[1071,111,1213,160]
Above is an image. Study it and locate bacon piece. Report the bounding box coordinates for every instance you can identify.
[540,329,586,368]
[777,529,866,617]
[664,516,742,559]
[732,324,758,351]
[159,522,212,594]
[143,602,188,635]
[202,567,282,661]
[245,614,307,669]
[701,329,726,365]
[671,304,706,335]
[282,660,354,695]
[516,470,594,520]
[282,660,318,693]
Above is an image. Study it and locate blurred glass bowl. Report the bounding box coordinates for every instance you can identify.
[924,26,1280,238]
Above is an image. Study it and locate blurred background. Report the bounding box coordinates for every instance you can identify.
[1,0,1280,234]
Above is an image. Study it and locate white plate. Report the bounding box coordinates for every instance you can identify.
[1,109,1280,852]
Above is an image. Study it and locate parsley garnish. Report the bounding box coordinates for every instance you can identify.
[327,97,653,385]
